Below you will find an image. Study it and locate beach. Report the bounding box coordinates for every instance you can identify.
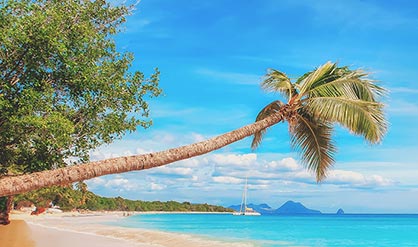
[2,211,251,247]
[3,211,418,246]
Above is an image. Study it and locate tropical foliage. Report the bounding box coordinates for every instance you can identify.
[0,0,161,223]
[0,0,161,176]
[14,186,233,212]
[252,62,386,180]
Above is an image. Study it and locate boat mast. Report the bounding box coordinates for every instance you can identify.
[239,179,246,214]
[243,177,248,213]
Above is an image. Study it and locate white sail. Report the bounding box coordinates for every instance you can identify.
[233,178,261,216]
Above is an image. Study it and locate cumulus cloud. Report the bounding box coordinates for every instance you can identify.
[86,131,396,206]
[249,184,270,190]
[326,170,395,188]
[211,153,257,166]
[88,177,106,186]
[212,176,243,184]
[265,158,301,171]
[207,153,395,190]
[87,175,137,192]
[191,133,207,142]
[177,156,209,168]
[151,166,193,176]
[105,177,130,187]
[89,131,203,162]
[151,182,166,191]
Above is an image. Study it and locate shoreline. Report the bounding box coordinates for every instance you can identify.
[7,211,253,247]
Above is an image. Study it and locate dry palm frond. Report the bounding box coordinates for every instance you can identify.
[251,100,284,150]
[290,110,336,181]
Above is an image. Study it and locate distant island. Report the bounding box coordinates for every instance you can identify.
[230,200,343,215]
[336,208,345,215]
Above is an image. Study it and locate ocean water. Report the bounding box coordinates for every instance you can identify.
[115,214,418,247]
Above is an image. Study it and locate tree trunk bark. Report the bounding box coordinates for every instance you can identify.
[0,196,14,225]
[0,112,284,197]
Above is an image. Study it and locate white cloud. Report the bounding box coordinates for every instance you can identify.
[326,170,395,188]
[88,177,106,186]
[105,177,128,187]
[369,175,394,187]
[177,157,209,168]
[151,182,166,191]
[212,176,243,184]
[89,150,120,161]
[249,184,270,190]
[151,166,193,176]
[266,158,301,171]
[208,153,395,190]
[89,145,395,197]
[86,131,398,212]
[89,131,203,162]
[292,170,315,181]
[211,153,257,166]
[88,175,137,192]
[191,133,206,143]
[135,147,152,155]
[327,170,364,184]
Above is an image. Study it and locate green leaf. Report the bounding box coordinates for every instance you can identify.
[0,0,161,175]
[298,61,337,98]
[261,69,296,100]
[305,97,387,143]
[303,67,386,102]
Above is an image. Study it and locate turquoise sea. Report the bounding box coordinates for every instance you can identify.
[115,213,418,247]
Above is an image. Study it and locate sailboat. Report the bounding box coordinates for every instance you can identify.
[233,178,261,216]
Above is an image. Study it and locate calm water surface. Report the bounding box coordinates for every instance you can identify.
[115,214,418,247]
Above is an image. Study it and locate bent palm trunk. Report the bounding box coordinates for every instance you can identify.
[0,112,285,197]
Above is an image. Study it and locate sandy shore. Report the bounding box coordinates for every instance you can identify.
[0,220,35,247]
[4,211,254,247]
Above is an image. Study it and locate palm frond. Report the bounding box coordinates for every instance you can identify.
[290,110,336,181]
[261,69,296,100]
[297,61,337,98]
[305,97,387,143]
[295,71,311,85]
[251,100,284,150]
[302,67,386,102]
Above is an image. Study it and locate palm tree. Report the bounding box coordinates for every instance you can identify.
[252,62,386,180]
[0,62,386,198]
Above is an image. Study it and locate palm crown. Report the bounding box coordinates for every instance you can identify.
[252,61,387,181]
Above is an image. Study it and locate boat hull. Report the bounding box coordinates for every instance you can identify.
[233,212,261,216]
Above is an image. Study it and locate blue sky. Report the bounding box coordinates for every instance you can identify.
[87,0,418,213]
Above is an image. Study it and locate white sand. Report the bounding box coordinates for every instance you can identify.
[10,211,254,247]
